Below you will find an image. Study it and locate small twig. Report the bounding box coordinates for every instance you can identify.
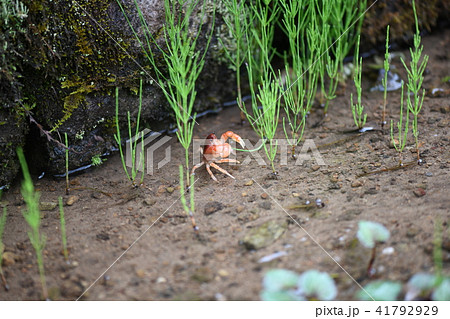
[70,187,113,198]
[357,161,416,178]
[317,133,362,149]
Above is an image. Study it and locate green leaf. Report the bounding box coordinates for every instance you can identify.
[298,270,337,301]
[357,221,390,248]
[357,280,402,301]
[408,273,438,291]
[432,278,450,301]
[262,269,300,292]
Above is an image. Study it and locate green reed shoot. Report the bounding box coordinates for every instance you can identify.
[381,25,390,129]
[0,192,8,290]
[114,79,145,187]
[400,0,429,162]
[58,196,69,261]
[64,132,69,195]
[17,147,48,300]
[279,0,318,157]
[246,0,279,87]
[282,66,307,158]
[350,36,367,130]
[179,165,198,234]
[220,0,249,111]
[390,82,409,165]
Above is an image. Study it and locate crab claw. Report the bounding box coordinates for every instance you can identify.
[221,131,245,148]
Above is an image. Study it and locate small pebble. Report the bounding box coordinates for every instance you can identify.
[2,252,20,266]
[351,180,363,188]
[39,201,57,211]
[217,269,229,277]
[311,165,320,171]
[244,180,254,186]
[144,197,157,206]
[413,188,426,197]
[66,195,79,206]
[382,247,395,255]
[166,187,174,193]
[241,192,248,197]
[424,172,433,177]
[330,173,339,183]
[156,277,167,284]
[260,193,268,199]
[136,269,146,278]
[292,192,301,197]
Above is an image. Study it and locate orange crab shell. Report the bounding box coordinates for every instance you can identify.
[202,133,233,161]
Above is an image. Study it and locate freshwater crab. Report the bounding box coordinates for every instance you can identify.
[191,131,245,181]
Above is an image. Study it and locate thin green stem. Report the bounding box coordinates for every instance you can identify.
[17,147,48,300]
[58,196,68,261]
[64,133,69,195]
[382,25,390,129]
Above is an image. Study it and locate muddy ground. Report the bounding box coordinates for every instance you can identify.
[0,30,449,301]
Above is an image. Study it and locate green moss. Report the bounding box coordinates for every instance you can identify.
[20,0,144,130]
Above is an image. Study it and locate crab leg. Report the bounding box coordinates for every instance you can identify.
[205,163,218,181]
[191,162,205,176]
[210,162,235,180]
[220,131,245,148]
[214,158,240,164]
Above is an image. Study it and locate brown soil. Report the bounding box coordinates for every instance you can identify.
[1,30,449,301]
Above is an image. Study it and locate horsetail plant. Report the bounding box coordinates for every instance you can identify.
[179,165,198,235]
[118,0,215,187]
[279,0,317,157]
[282,66,307,159]
[381,25,390,130]
[390,82,409,165]
[240,0,282,173]
[219,0,249,117]
[0,192,8,291]
[256,75,282,173]
[114,80,145,187]
[324,0,368,113]
[17,147,48,300]
[246,0,280,87]
[350,36,367,130]
[58,196,69,262]
[400,0,429,163]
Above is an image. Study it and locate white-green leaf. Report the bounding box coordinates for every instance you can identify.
[298,269,337,301]
[262,269,300,292]
[357,221,390,248]
[408,273,437,291]
[432,278,450,301]
[357,280,402,301]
